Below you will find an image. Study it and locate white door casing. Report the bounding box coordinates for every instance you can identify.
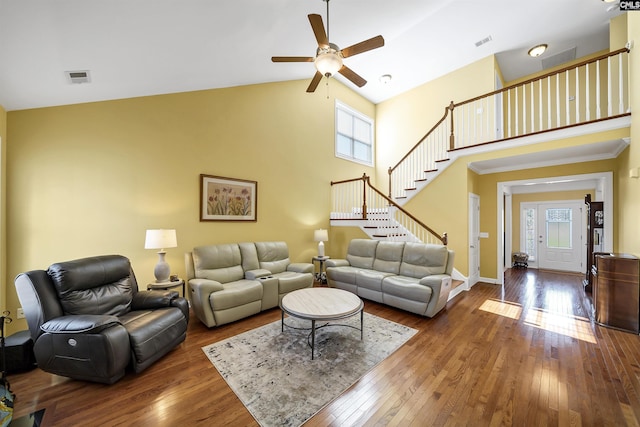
[469,193,480,286]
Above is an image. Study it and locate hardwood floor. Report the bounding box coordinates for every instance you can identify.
[10,268,640,426]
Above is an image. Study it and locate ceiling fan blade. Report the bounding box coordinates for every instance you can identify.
[272,56,315,63]
[308,14,329,48]
[338,65,367,88]
[306,71,323,93]
[341,35,385,58]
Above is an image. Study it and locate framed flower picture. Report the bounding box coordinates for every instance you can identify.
[200,174,257,222]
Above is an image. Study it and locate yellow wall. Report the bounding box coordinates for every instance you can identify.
[615,13,640,258]
[0,105,6,312]
[511,190,595,253]
[5,79,374,333]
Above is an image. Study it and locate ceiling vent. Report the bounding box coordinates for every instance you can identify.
[541,47,576,69]
[475,35,493,47]
[65,70,91,84]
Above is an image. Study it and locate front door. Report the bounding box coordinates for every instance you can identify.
[537,202,584,273]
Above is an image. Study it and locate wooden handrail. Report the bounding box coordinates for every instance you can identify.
[363,175,447,245]
[332,174,447,245]
[453,47,630,109]
[387,47,630,200]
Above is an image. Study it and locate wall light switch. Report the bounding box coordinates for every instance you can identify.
[479,232,489,238]
[630,168,639,179]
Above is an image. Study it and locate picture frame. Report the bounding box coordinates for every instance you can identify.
[200,174,257,222]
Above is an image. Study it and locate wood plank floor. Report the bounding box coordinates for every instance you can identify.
[10,268,640,426]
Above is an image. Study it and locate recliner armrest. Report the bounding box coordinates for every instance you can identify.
[245,269,272,280]
[132,290,180,310]
[40,314,120,334]
[287,263,313,274]
[326,259,349,268]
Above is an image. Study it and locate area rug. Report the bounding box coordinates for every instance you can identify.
[202,312,418,427]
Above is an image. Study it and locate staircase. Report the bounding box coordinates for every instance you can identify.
[330,48,631,296]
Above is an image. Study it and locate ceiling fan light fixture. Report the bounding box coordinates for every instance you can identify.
[528,44,548,57]
[315,45,343,77]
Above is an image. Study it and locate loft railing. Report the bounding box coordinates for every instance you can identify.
[388,47,631,199]
[331,174,448,245]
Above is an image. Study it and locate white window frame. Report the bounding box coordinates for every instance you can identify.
[335,100,374,167]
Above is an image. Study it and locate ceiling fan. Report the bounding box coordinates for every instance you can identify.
[271,0,385,93]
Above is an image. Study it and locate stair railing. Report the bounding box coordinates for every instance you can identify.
[388,47,630,200]
[331,174,448,245]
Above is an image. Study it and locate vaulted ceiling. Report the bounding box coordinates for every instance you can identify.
[0,0,625,111]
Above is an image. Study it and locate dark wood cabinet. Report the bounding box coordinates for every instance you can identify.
[584,194,604,292]
[593,253,640,334]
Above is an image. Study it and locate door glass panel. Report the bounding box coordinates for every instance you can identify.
[523,208,537,260]
[546,208,572,249]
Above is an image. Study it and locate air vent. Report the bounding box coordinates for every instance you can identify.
[65,70,91,84]
[541,47,576,69]
[475,35,492,47]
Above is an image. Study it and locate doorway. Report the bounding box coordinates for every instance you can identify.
[520,201,584,272]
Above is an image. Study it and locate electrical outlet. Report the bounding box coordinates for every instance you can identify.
[17,308,24,319]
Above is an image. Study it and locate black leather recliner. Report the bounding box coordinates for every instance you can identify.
[15,255,189,384]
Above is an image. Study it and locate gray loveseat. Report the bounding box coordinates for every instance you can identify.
[185,241,313,327]
[325,239,455,317]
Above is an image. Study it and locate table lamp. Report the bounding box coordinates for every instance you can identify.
[145,229,177,282]
[314,229,328,257]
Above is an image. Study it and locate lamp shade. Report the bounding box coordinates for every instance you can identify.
[144,229,177,250]
[314,229,328,242]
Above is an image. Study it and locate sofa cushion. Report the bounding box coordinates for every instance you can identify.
[193,244,244,283]
[373,241,404,274]
[119,308,187,367]
[272,271,313,294]
[209,280,263,311]
[47,255,134,317]
[400,243,449,278]
[346,239,379,269]
[382,275,433,302]
[255,241,290,274]
[239,242,260,272]
[356,269,395,292]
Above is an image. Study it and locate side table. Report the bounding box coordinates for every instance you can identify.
[147,278,185,297]
[312,256,330,285]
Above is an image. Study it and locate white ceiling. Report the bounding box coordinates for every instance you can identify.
[0,0,625,111]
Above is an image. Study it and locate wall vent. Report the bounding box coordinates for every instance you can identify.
[541,47,576,70]
[475,35,492,47]
[65,70,91,84]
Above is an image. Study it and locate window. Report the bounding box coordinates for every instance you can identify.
[335,101,374,166]
[545,208,572,249]
[522,207,537,261]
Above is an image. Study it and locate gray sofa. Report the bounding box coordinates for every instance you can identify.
[325,239,455,317]
[185,241,313,327]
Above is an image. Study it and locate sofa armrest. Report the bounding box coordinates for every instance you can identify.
[189,278,224,327]
[40,314,120,334]
[131,290,179,310]
[326,259,349,268]
[287,263,313,274]
[245,269,272,280]
[419,274,452,317]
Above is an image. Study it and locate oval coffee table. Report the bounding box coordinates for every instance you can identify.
[280,287,364,360]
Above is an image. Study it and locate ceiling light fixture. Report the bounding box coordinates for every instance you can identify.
[528,44,548,57]
[314,43,343,77]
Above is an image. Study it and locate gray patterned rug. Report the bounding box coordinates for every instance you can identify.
[202,312,418,427]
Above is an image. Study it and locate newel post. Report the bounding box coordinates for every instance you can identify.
[448,101,455,150]
[362,173,368,220]
[388,166,392,198]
